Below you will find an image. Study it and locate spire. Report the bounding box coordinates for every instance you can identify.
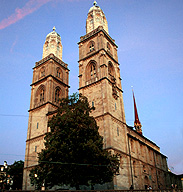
[132,88,142,135]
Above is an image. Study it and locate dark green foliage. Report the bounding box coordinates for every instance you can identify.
[7,160,24,190]
[30,93,119,189]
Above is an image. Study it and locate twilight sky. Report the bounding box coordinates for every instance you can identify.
[0,0,183,174]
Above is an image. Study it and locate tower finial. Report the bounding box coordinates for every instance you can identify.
[53,26,56,31]
[93,1,97,6]
[132,88,142,135]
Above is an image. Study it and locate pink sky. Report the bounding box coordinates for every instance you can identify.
[0,0,53,30]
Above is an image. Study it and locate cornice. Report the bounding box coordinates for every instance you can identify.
[95,112,127,126]
[33,53,69,71]
[30,74,70,88]
[127,133,167,158]
[79,77,123,93]
[78,26,118,48]
[28,101,59,112]
[26,133,45,143]
[78,48,119,65]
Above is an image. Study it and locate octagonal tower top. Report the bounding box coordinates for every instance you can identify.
[42,27,63,60]
[86,1,109,34]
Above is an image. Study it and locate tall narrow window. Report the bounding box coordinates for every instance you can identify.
[92,101,94,107]
[86,61,97,82]
[89,41,95,52]
[57,69,60,78]
[40,89,44,102]
[117,127,119,136]
[107,42,112,55]
[40,67,45,78]
[108,62,114,77]
[90,63,96,77]
[37,122,39,129]
[55,88,60,102]
[56,68,62,80]
[35,85,46,107]
[107,42,110,52]
[115,103,117,110]
[35,146,37,152]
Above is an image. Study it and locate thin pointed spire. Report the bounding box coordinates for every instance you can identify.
[132,87,142,135]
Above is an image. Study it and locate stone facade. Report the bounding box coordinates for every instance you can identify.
[22,29,69,190]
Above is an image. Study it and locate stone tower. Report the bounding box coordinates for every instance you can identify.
[78,2,129,188]
[78,2,170,190]
[22,27,69,190]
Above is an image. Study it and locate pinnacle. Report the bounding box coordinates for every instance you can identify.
[93,1,97,6]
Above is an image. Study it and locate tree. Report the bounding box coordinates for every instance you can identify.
[30,93,119,190]
[7,160,24,190]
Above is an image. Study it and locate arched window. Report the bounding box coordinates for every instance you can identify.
[107,42,112,54]
[90,63,96,77]
[86,61,97,83]
[55,88,61,102]
[89,41,95,52]
[108,62,114,77]
[56,68,62,79]
[35,85,46,106]
[40,89,44,102]
[40,67,45,78]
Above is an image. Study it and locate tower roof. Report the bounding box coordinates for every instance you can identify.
[86,1,109,34]
[88,1,102,13]
[46,26,61,39]
[132,89,142,135]
[42,27,63,60]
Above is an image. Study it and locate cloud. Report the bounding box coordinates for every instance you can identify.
[0,0,53,30]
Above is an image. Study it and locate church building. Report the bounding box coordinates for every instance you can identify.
[78,1,170,190]
[23,1,178,190]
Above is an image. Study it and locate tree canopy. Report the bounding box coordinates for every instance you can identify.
[0,160,24,190]
[30,93,119,190]
[9,160,24,190]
